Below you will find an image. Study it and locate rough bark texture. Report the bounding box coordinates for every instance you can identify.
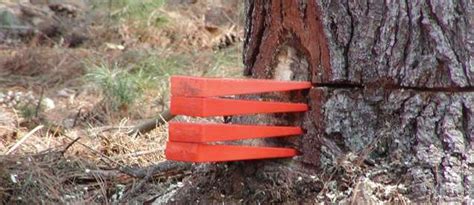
[170,0,473,203]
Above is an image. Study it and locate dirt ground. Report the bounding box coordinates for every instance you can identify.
[0,0,244,203]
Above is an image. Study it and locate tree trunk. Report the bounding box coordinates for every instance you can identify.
[170,0,473,203]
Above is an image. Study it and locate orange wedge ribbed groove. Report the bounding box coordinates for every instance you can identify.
[169,122,302,142]
[165,142,297,162]
[170,96,308,117]
[171,75,311,97]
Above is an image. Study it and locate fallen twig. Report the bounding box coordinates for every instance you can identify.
[120,160,192,178]
[60,134,190,178]
[61,134,125,168]
[61,136,81,155]
[127,109,175,136]
[35,87,44,117]
[5,125,44,155]
[89,125,133,135]
[120,167,154,201]
[109,147,165,160]
[72,108,82,128]
[119,161,192,201]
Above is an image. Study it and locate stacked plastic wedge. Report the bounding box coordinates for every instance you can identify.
[165,76,311,162]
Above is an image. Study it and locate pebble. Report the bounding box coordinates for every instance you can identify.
[0,90,57,111]
[42,97,56,110]
[0,90,37,108]
[10,174,18,184]
[57,88,75,98]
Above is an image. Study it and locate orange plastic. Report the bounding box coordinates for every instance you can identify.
[170,96,308,117]
[165,142,297,162]
[171,75,311,97]
[169,122,302,142]
[165,75,306,163]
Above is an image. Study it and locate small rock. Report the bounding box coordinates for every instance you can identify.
[57,88,75,98]
[10,174,18,183]
[62,118,75,129]
[41,97,55,110]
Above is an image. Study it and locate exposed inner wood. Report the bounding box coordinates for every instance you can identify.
[243,0,331,83]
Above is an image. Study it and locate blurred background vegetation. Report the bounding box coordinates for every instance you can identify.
[0,0,244,203]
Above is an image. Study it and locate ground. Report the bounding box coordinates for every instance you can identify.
[0,0,244,203]
[0,1,420,204]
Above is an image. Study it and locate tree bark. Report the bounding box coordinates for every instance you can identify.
[170,0,473,203]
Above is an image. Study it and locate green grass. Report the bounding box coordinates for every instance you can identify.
[85,46,243,112]
[86,63,143,110]
[85,51,193,110]
[206,46,243,77]
[18,103,39,120]
[92,0,168,27]
[131,48,243,85]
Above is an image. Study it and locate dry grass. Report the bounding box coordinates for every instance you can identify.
[0,151,104,203]
[0,0,244,203]
[0,47,91,88]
